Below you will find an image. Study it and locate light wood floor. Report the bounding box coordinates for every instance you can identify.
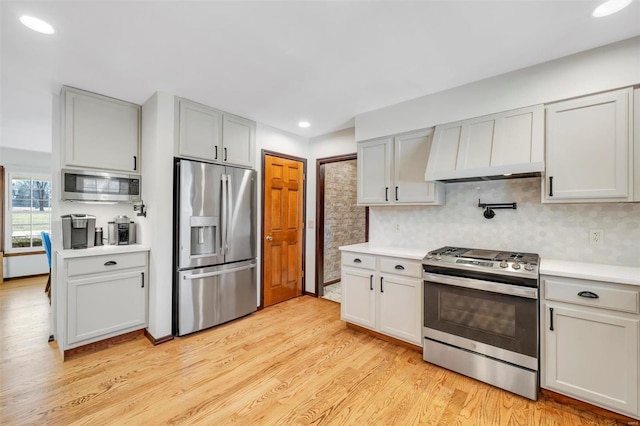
[0,277,622,425]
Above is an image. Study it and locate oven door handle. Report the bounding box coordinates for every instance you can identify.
[423,273,538,299]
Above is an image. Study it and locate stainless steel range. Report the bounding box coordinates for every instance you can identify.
[422,246,539,400]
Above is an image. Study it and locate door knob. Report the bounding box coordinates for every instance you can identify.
[266,235,273,241]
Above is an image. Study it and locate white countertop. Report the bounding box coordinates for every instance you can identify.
[339,242,432,260]
[540,258,640,286]
[56,244,150,259]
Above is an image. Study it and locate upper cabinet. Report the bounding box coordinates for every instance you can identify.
[62,86,141,173]
[358,129,445,205]
[425,105,544,182]
[177,98,255,168]
[543,87,634,203]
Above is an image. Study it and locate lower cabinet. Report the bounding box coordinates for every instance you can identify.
[541,275,640,418]
[341,251,422,346]
[67,270,147,345]
[56,250,149,355]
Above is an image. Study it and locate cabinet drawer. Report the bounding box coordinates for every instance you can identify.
[342,252,376,270]
[67,252,148,277]
[544,277,639,314]
[379,257,422,278]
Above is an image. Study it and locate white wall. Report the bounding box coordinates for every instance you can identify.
[355,36,640,141]
[139,92,176,340]
[306,128,358,292]
[255,124,311,293]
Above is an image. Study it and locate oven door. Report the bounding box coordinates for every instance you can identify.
[423,272,538,370]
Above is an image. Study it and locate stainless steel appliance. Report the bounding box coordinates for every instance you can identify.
[61,214,96,249]
[107,215,136,245]
[173,159,257,336]
[62,169,141,203]
[422,246,540,400]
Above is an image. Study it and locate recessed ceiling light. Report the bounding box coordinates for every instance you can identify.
[19,15,55,34]
[592,0,632,17]
[298,121,310,128]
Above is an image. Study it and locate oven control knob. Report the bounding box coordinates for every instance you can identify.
[426,253,434,260]
[524,263,534,271]
[435,254,442,261]
[499,261,509,268]
[512,262,521,270]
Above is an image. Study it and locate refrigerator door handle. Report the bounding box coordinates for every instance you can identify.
[226,173,233,255]
[221,174,228,254]
[183,263,256,280]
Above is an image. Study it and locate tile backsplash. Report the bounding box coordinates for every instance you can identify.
[369,178,640,267]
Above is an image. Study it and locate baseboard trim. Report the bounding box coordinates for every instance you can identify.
[323,279,340,287]
[345,322,422,353]
[2,273,49,281]
[144,330,174,345]
[303,290,316,297]
[540,389,639,424]
[64,329,145,360]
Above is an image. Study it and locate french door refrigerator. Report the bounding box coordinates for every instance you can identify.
[173,158,257,336]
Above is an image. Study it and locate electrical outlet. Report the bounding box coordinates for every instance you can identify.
[589,229,604,245]
[395,223,400,232]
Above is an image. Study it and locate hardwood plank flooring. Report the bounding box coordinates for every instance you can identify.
[0,277,628,425]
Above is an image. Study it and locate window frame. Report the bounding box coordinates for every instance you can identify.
[4,171,52,254]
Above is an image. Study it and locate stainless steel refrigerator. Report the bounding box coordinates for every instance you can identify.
[173,158,257,336]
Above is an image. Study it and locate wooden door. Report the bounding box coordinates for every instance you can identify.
[263,155,304,307]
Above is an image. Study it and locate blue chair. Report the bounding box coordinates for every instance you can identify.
[41,231,52,300]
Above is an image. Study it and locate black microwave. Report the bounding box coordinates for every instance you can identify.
[62,169,141,203]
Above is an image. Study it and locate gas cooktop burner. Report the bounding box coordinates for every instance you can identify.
[424,246,540,277]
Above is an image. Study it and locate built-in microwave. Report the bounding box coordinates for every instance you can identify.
[62,169,141,203]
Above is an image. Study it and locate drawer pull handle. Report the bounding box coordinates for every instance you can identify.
[353,258,362,263]
[370,274,373,291]
[104,261,117,266]
[394,265,405,270]
[578,291,599,299]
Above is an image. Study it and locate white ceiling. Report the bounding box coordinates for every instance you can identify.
[1,1,639,153]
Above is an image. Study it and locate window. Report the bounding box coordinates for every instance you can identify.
[8,175,52,251]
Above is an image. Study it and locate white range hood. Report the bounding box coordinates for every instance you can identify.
[425,105,544,182]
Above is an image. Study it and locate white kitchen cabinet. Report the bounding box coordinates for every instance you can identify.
[68,270,147,345]
[341,252,422,346]
[541,275,640,418]
[62,86,141,173]
[357,130,444,205]
[425,105,544,181]
[222,114,255,168]
[543,87,634,203]
[55,248,149,358]
[177,98,255,168]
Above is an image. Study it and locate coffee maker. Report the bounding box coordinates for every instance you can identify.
[108,215,136,245]
[61,214,96,249]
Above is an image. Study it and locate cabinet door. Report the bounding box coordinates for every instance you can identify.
[457,116,495,170]
[543,303,639,415]
[178,100,222,161]
[545,88,632,201]
[394,130,441,204]
[492,105,544,167]
[341,267,376,329]
[67,270,148,345]
[378,274,422,345]
[357,138,392,204]
[222,114,255,168]
[64,87,140,173]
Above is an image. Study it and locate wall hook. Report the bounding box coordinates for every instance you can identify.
[478,199,516,220]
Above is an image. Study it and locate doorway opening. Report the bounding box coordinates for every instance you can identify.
[315,154,368,302]
[261,151,306,308]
